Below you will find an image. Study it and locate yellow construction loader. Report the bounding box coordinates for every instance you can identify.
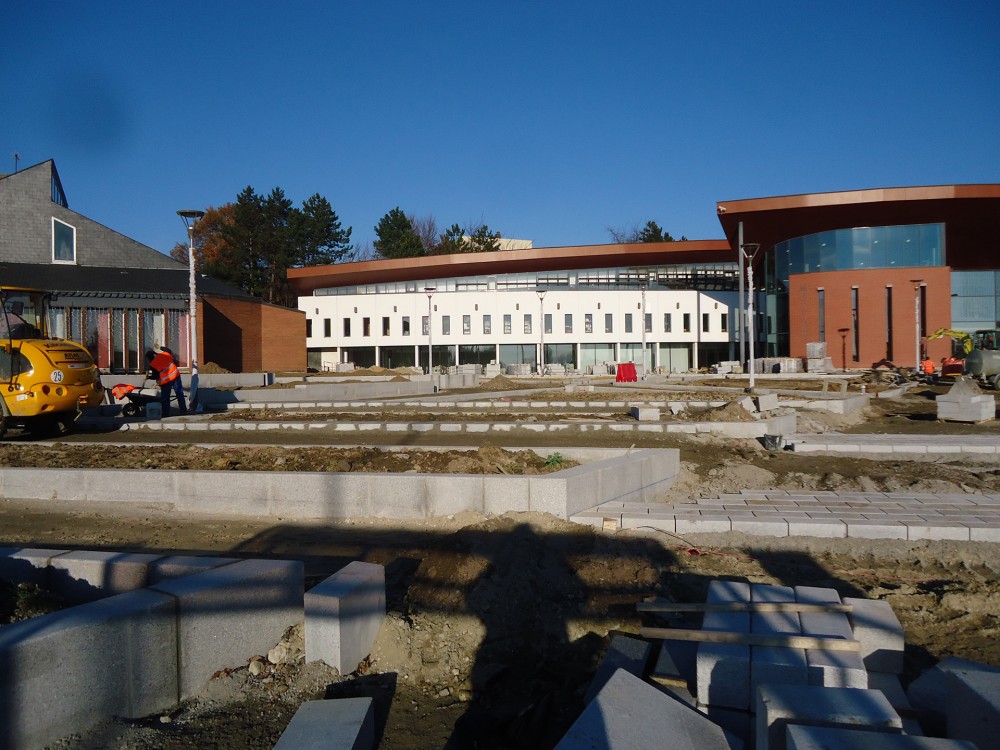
[0,286,104,437]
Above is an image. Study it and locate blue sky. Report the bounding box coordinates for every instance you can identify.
[4,1,999,257]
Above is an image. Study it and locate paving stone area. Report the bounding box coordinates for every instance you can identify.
[576,489,1000,542]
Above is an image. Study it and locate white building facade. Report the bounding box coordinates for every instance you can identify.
[292,241,743,374]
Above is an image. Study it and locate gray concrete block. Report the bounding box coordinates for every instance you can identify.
[946,668,1000,750]
[151,558,303,698]
[146,555,239,584]
[584,635,652,704]
[786,725,977,750]
[630,406,661,421]
[698,580,751,709]
[908,657,1000,730]
[843,598,904,674]
[48,550,163,603]
[0,547,69,585]
[306,561,385,674]
[556,669,736,750]
[273,697,375,750]
[756,684,902,750]
[756,393,780,412]
[796,586,866,689]
[752,584,807,697]
[0,589,178,750]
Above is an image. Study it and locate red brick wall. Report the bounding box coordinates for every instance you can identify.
[202,296,305,372]
[788,266,952,369]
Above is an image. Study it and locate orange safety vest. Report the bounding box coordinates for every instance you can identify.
[921,359,935,375]
[150,351,179,385]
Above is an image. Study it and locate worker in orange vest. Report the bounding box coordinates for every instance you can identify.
[920,357,936,376]
[145,347,187,417]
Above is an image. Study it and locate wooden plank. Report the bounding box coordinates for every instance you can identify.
[640,627,861,652]
[637,601,853,614]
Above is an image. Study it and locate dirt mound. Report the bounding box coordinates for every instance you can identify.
[200,361,231,374]
[478,374,521,391]
[689,400,756,422]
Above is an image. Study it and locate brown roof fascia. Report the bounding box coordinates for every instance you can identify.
[288,240,732,294]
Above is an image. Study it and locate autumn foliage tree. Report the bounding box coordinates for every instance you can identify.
[171,187,352,306]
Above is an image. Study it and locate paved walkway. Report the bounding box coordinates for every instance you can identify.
[785,433,1000,454]
[574,490,1000,542]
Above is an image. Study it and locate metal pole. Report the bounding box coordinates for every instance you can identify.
[537,290,546,375]
[914,282,921,369]
[641,285,647,378]
[747,260,756,389]
[426,290,434,375]
[188,223,198,377]
[737,221,745,369]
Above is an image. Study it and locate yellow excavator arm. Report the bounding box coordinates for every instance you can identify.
[926,328,974,356]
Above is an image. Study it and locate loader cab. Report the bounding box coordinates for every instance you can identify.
[0,288,47,340]
[972,330,1000,351]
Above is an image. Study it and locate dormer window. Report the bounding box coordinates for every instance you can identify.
[52,218,76,263]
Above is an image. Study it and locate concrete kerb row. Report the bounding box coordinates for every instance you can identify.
[0,447,681,521]
[0,548,304,750]
[1,548,389,750]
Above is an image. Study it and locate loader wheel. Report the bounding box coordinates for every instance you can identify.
[122,403,140,418]
[992,374,1000,391]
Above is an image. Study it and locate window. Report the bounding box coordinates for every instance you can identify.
[402,316,410,336]
[720,314,728,333]
[363,317,371,337]
[52,218,76,263]
[342,318,351,337]
[644,313,652,333]
[884,287,891,361]
[605,313,613,333]
[683,313,691,332]
[544,313,552,334]
[585,313,593,333]
[851,288,860,361]
[463,314,471,335]
[483,314,491,334]
[664,313,672,333]
[702,313,710,333]
[421,316,429,335]
[565,314,573,333]
[382,317,390,335]
[625,314,633,333]
[503,314,512,334]
[323,318,331,337]
[523,314,532,334]
[306,319,313,338]
[442,315,451,335]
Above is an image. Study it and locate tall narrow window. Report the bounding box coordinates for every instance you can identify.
[463,314,471,335]
[702,313,710,333]
[523,314,532,334]
[605,313,613,333]
[644,313,652,334]
[683,313,691,333]
[664,313,672,333]
[363,317,371,337]
[52,218,76,263]
[544,314,552,335]
[402,316,410,336]
[442,315,451,335]
[818,289,826,343]
[306,319,313,338]
[503,314,512,334]
[421,316,429,335]
[342,318,350,337]
[884,287,892,361]
[324,318,331,337]
[565,313,573,334]
[720,314,728,333]
[584,313,593,333]
[851,288,860,361]
[483,314,491,334]
[382,317,390,335]
[625,314,633,333]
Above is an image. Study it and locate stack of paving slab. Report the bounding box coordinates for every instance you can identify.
[555,581,991,750]
[937,377,996,423]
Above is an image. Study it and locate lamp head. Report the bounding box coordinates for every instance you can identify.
[177,209,206,230]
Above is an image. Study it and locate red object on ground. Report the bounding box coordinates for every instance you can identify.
[615,363,638,382]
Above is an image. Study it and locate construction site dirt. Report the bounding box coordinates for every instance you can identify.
[0,384,997,749]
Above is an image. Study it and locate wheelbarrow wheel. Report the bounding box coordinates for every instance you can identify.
[122,403,140,418]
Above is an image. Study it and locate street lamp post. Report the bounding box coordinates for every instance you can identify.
[177,209,205,409]
[740,243,761,389]
[911,279,923,370]
[425,287,436,377]
[536,289,546,375]
[641,284,647,379]
[838,328,850,371]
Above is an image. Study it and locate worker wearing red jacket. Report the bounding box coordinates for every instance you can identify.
[145,347,187,417]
